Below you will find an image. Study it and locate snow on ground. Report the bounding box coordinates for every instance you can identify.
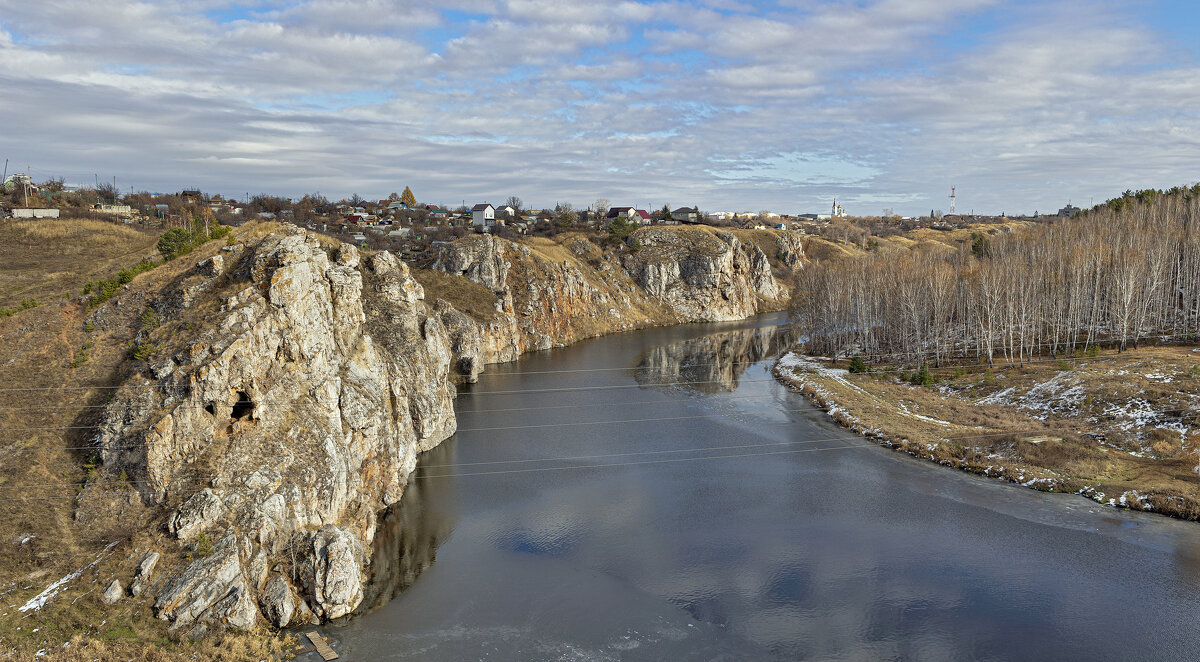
[17,541,119,613]
[778,352,954,427]
[896,402,952,426]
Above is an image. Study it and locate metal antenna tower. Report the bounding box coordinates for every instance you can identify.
[948,186,957,215]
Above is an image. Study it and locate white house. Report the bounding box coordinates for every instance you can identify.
[471,203,496,229]
[495,204,516,218]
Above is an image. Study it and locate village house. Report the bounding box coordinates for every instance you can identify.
[671,207,700,223]
[472,203,497,229]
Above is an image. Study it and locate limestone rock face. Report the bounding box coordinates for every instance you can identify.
[93,228,457,631]
[432,234,509,290]
[623,228,785,321]
[168,489,225,542]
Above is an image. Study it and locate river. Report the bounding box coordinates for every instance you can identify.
[331,313,1200,660]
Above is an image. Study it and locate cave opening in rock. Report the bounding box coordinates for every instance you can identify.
[231,391,254,420]
[204,403,215,416]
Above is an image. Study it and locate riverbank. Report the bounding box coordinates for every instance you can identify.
[0,221,801,659]
[773,347,1200,521]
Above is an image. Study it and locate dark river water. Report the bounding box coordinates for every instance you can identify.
[330,313,1200,661]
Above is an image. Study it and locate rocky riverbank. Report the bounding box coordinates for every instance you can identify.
[773,349,1200,522]
[62,223,801,639]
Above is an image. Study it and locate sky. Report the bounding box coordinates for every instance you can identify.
[1,0,1198,216]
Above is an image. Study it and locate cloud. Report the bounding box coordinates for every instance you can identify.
[0,0,1197,215]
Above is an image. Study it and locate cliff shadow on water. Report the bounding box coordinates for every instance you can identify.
[356,439,460,614]
[352,315,798,617]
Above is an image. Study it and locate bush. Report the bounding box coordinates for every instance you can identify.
[0,298,38,318]
[157,227,193,260]
[910,365,933,386]
[848,355,867,373]
[88,258,156,308]
[128,340,159,361]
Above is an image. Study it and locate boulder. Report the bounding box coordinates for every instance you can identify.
[101,580,123,605]
[154,535,243,629]
[259,576,296,627]
[129,551,160,597]
[306,526,364,619]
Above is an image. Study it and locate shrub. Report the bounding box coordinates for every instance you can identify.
[88,258,156,308]
[140,307,160,331]
[157,227,193,260]
[128,341,159,361]
[910,365,933,386]
[0,298,38,318]
[848,355,867,374]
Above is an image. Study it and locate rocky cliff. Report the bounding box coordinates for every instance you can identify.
[432,227,798,376]
[79,223,803,637]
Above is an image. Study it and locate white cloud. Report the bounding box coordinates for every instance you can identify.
[0,0,1196,214]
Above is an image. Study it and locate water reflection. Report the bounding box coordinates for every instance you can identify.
[634,324,797,393]
[341,315,1200,660]
[357,439,459,613]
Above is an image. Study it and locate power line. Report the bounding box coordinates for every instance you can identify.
[0,360,771,392]
[417,444,869,479]
[0,378,784,410]
[0,427,1090,489]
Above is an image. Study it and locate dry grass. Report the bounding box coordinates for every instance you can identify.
[412,267,501,322]
[0,218,162,309]
[777,345,1200,520]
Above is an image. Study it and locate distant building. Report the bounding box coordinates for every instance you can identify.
[671,207,700,223]
[1058,204,1081,218]
[11,208,59,219]
[93,203,132,215]
[607,206,635,219]
[471,203,496,228]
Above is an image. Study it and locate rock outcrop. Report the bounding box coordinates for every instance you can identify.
[83,223,803,634]
[89,228,457,631]
[622,227,783,321]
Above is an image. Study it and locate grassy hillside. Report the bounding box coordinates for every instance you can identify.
[0,219,161,310]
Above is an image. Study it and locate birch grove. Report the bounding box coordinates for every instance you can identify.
[792,187,1200,366]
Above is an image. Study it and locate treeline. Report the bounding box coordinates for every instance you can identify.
[792,185,1200,367]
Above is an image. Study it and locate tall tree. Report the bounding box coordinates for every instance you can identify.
[400,186,417,206]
